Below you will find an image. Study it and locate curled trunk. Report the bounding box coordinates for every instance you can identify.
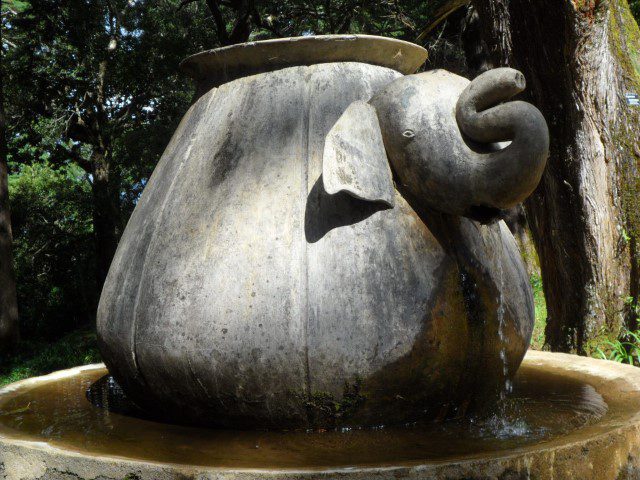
[370,67,548,222]
[456,67,549,211]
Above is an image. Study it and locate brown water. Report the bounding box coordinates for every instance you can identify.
[0,365,608,469]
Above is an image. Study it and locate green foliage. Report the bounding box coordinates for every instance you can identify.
[8,162,95,338]
[529,274,547,350]
[595,328,640,365]
[4,0,212,177]
[591,294,640,365]
[179,0,446,43]
[0,328,100,386]
[3,0,214,339]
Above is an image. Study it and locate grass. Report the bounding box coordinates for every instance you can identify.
[526,275,640,362]
[0,328,101,387]
[530,273,547,350]
[594,328,640,365]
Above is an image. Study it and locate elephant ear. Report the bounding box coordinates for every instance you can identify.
[322,100,395,208]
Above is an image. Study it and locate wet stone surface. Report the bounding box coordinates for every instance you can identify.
[3,352,640,480]
[0,365,607,469]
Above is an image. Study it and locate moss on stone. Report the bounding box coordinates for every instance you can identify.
[616,0,640,78]
[609,0,640,330]
[304,379,367,428]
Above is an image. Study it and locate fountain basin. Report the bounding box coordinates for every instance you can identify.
[1,351,640,479]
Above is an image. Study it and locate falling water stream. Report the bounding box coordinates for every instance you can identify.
[490,226,521,437]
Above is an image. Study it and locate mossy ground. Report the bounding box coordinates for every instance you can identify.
[0,328,101,387]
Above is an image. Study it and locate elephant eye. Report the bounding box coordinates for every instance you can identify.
[402,129,415,138]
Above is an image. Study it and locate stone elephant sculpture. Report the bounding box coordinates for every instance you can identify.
[97,35,549,430]
[323,67,549,223]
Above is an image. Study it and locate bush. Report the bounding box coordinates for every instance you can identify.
[9,162,96,339]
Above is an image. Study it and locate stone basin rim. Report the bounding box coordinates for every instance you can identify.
[179,34,429,91]
[2,351,640,479]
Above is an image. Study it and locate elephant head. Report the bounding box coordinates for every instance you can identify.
[322,67,549,222]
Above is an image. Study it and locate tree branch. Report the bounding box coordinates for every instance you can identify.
[54,143,93,173]
[415,0,469,43]
[177,0,199,11]
[111,93,151,126]
[65,109,96,145]
[205,0,230,45]
[228,0,255,44]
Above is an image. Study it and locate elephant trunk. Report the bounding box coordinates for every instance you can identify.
[455,68,549,215]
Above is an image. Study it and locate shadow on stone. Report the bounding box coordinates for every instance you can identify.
[304,174,390,244]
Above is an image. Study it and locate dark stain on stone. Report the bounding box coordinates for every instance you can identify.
[210,127,244,188]
[350,258,470,426]
[339,185,529,426]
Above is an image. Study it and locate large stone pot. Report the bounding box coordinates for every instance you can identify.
[97,35,546,428]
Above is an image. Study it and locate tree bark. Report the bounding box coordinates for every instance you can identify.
[82,34,123,293]
[91,148,121,290]
[473,0,640,352]
[0,51,19,351]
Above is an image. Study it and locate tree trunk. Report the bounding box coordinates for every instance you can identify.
[0,53,19,351]
[91,149,121,291]
[473,0,640,352]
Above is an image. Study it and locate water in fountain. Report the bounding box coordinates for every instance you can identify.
[0,364,607,469]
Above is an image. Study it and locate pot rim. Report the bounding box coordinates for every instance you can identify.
[180,34,428,92]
